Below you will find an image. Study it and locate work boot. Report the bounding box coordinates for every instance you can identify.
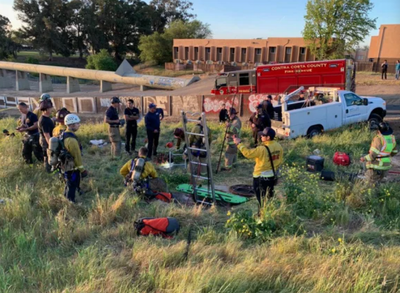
[220,167,232,173]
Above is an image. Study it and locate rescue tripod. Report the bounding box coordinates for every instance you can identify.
[181,111,216,205]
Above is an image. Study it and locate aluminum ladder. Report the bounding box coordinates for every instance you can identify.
[181,111,216,204]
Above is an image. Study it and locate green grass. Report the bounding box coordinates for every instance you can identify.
[0,117,400,292]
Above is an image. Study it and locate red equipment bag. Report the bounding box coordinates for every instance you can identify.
[333,152,351,166]
[134,217,180,238]
[144,190,173,203]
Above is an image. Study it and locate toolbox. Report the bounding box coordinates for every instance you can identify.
[306,155,324,172]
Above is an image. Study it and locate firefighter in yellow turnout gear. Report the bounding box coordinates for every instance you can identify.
[221,108,241,172]
[360,122,398,184]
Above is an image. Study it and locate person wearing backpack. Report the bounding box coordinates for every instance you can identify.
[120,147,158,190]
[62,114,88,202]
[53,108,70,137]
[233,128,283,208]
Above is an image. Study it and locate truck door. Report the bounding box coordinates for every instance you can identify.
[228,73,238,94]
[343,93,369,125]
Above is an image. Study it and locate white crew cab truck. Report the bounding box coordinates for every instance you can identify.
[272,86,387,139]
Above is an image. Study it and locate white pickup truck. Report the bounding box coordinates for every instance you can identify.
[272,87,387,139]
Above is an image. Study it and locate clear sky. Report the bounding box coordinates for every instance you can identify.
[1,0,399,46]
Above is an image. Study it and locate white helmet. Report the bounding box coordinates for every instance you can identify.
[64,114,81,125]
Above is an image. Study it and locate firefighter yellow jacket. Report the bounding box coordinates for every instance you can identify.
[120,157,158,179]
[63,130,84,172]
[53,124,67,137]
[237,140,283,177]
[364,133,398,170]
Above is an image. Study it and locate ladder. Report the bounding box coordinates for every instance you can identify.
[181,111,216,204]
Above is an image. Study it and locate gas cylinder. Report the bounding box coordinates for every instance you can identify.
[48,137,61,166]
[132,158,145,182]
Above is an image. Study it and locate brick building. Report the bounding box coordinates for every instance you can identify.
[368,24,400,65]
[172,38,317,64]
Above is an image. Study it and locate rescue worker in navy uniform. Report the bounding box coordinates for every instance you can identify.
[262,98,275,121]
[220,108,242,172]
[145,103,163,158]
[234,127,283,208]
[360,122,398,185]
[219,103,229,124]
[38,101,55,172]
[16,102,44,165]
[62,114,88,202]
[105,97,122,159]
[249,104,271,146]
[124,99,140,155]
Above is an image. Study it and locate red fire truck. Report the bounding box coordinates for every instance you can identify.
[210,59,356,95]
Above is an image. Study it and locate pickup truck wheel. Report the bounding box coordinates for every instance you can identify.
[307,126,322,138]
[368,114,382,130]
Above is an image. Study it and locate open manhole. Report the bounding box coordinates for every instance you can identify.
[229,184,255,198]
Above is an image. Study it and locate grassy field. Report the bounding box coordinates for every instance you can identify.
[0,117,400,292]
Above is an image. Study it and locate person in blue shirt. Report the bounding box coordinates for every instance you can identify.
[145,103,163,158]
[395,60,400,80]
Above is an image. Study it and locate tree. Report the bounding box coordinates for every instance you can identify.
[302,0,376,60]
[0,15,19,60]
[14,0,75,59]
[139,19,211,64]
[86,49,117,71]
[149,0,195,33]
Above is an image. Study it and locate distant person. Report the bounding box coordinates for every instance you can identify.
[173,128,186,151]
[265,95,275,120]
[381,60,388,80]
[219,103,229,123]
[298,91,305,101]
[395,60,400,80]
[220,108,242,172]
[105,97,122,159]
[124,99,140,155]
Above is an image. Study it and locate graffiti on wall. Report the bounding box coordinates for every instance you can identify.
[172,95,202,116]
[203,95,240,113]
[247,94,279,113]
[144,96,169,116]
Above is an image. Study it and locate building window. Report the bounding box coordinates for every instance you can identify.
[205,47,211,60]
[286,47,292,55]
[230,48,235,62]
[255,48,261,55]
[206,47,211,54]
[174,47,179,59]
[300,47,306,55]
[194,47,199,60]
[217,47,222,61]
[269,47,276,54]
[241,48,247,62]
[184,47,189,60]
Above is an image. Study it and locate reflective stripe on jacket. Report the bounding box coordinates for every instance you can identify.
[365,134,398,170]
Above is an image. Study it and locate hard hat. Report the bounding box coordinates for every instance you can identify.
[40,93,51,102]
[378,122,393,135]
[258,127,276,140]
[229,107,238,115]
[64,114,81,125]
[56,108,70,123]
[166,142,174,148]
[110,97,121,104]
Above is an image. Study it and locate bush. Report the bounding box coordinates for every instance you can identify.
[26,56,39,64]
[86,49,117,71]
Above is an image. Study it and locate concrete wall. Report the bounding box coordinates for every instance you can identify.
[0,94,275,119]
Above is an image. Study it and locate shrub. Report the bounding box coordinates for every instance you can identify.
[86,49,117,71]
[26,56,39,64]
